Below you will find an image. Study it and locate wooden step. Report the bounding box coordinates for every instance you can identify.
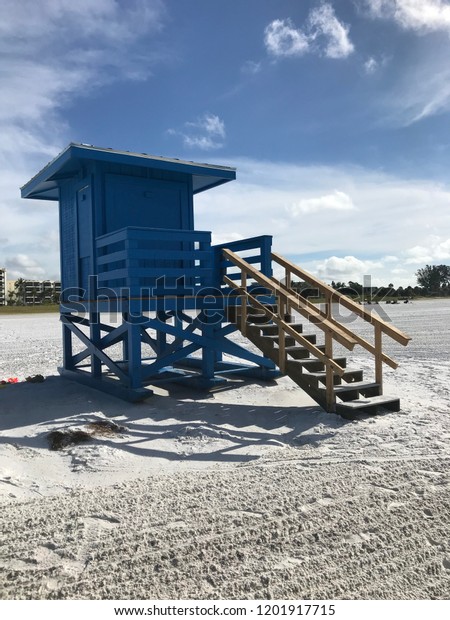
[246,313,272,325]
[265,333,317,346]
[286,344,325,360]
[292,356,347,371]
[333,381,381,401]
[284,347,313,360]
[260,323,303,336]
[264,335,295,348]
[336,395,401,418]
[288,323,303,333]
[259,323,279,335]
[305,369,364,386]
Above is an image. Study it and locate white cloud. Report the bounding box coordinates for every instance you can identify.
[364,57,379,74]
[404,236,450,263]
[404,245,434,264]
[362,2,450,124]
[5,254,46,280]
[408,74,450,123]
[384,255,399,263]
[288,190,356,215]
[183,136,223,150]
[211,232,245,246]
[435,237,450,258]
[307,3,354,59]
[366,0,450,33]
[264,4,354,61]
[0,0,165,44]
[385,60,450,124]
[169,114,226,151]
[0,62,90,124]
[264,18,310,57]
[316,255,382,281]
[191,114,225,139]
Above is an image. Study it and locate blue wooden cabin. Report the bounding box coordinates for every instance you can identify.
[21,144,277,400]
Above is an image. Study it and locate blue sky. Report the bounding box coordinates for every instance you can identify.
[2,0,450,287]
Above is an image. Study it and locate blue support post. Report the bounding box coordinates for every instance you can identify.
[201,321,216,381]
[122,312,129,363]
[62,316,73,370]
[89,276,102,378]
[127,321,142,390]
[156,310,168,354]
[261,236,273,278]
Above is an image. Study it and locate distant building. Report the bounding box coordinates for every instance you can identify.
[0,268,6,306]
[23,280,61,305]
[8,279,61,305]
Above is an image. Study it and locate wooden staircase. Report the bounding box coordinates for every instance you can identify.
[223,250,411,418]
[241,306,401,418]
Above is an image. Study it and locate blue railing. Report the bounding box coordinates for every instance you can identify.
[213,235,273,288]
[95,228,273,302]
[96,227,214,295]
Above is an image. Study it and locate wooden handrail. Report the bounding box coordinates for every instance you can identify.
[222,249,357,351]
[274,278,399,370]
[272,252,411,347]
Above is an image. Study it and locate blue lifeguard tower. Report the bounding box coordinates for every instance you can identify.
[21,143,410,416]
[21,144,277,400]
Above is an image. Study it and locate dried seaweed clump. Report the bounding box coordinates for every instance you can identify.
[87,420,126,436]
[48,429,92,451]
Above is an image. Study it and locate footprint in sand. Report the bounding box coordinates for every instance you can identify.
[34,512,122,589]
[75,513,121,567]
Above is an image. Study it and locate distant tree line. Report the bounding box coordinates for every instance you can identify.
[290,264,450,301]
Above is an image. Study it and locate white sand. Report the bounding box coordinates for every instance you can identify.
[0,301,449,599]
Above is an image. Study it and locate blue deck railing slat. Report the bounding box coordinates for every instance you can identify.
[97,250,128,265]
[97,250,213,266]
[127,249,213,262]
[96,230,210,250]
[95,227,272,296]
[212,234,272,252]
[127,267,213,278]
[97,268,129,281]
[96,229,129,247]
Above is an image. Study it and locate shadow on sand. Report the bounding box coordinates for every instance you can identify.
[0,375,345,464]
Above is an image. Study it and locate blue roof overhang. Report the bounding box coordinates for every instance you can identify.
[21,143,236,201]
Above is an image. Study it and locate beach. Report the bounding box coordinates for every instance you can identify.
[0,300,449,599]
